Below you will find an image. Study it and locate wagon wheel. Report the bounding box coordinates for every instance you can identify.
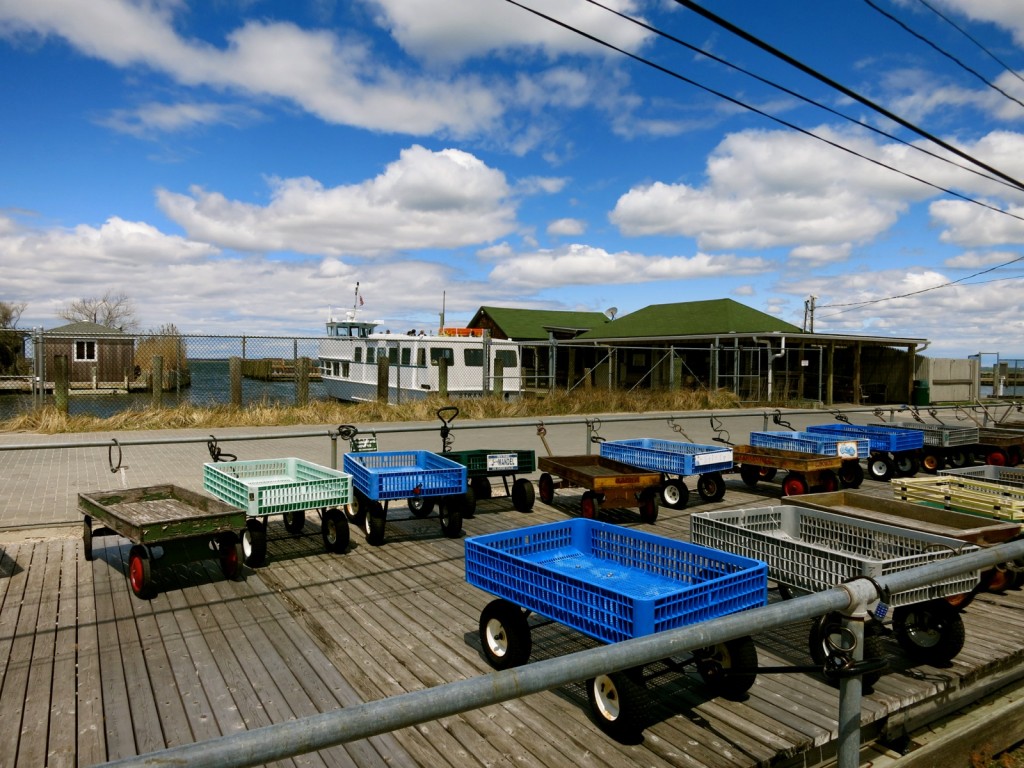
[128,544,156,600]
[510,478,535,512]
[538,473,555,504]
[470,476,492,500]
[637,488,659,524]
[461,488,477,519]
[738,464,761,489]
[1009,446,1022,466]
[696,472,726,502]
[283,510,306,534]
[661,478,689,508]
[867,454,895,482]
[586,669,650,743]
[808,613,887,688]
[946,449,969,469]
[892,599,966,665]
[694,636,758,699]
[439,496,464,538]
[407,496,435,518]
[217,532,242,579]
[83,515,94,561]
[986,449,1009,466]
[321,507,350,554]
[580,491,600,519]
[982,564,1014,593]
[363,500,387,546]
[817,469,840,493]
[242,519,267,568]
[920,450,944,473]
[838,460,864,488]
[895,453,921,477]
[479,599,531,669]
[759,467,777,482]
[781,473,808,496]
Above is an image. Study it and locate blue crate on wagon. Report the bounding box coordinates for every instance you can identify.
[805,423,924,453]
[891,422,979,447]
[343,450,466,501]
[465,518,767,645]
[203,458,352,517]
[691,505,979,608]
[749,431,870,459]
[599,438,734,475]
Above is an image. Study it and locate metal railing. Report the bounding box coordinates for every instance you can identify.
[94,540,1024,768]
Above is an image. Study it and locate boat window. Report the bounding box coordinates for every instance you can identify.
[464,348,483,367]
[401,348,411,366]
[341,362,349,378]
[388,347,399,365]
[417,349,426,366]
[354,347,362,363]
[495,349,517,368]
[430,347,455,366]
[367,347,376,364]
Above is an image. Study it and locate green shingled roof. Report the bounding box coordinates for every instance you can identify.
[575,299,802,340]
[44,321,130,336]
[469,306,609,340]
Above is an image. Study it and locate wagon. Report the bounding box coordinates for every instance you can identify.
[805,422,924,481]
[440,449,536,515]
[893,475,1024,522]
[598,438,733,509]
[343,450,468,545]
[536,454,663,523]
[79,484,248,599]
[692,505,981,671]
[729,444,855,497]
[744,431,868,491]
[787,489,1023,594]
[465,519,767,740]
[890,422,979,472]
[973,427,1024,467]
[941,464,1024,488]
[203,457,353,566]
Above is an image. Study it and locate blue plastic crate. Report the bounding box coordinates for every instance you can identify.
[465,519,767,645]
[749,431,869,459]
[599,439,733,475]
[806,423,924,453]
[343,450,466,501]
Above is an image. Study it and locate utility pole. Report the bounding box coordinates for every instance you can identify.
[803,295,817,333]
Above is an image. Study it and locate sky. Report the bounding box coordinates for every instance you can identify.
[2,0,1024,358]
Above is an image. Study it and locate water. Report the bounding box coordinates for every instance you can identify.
[0,359,329,420]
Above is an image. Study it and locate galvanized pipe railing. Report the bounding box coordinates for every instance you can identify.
[95,539,1024,768]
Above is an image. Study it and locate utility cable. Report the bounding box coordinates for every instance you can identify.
[670,0,1024,193]
[915,0,1024,88]
[861,0,1024,112]
[583,0,1021,193]
[504,0,1024,225]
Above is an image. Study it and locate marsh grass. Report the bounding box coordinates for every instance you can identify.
[0,388,741,434]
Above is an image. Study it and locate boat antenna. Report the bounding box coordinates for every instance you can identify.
[439,290,446,333]
[354,282,360,312]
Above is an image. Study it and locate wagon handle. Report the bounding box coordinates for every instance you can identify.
[108,438,123,473]
[927,407,944,424]
[709,415,732,446]
[336,424,358,441]
[206,436,237,463]
[831,409,850,424]
[667,417,692,442]
[536,422,552,456]
[771,409,794,431]
[437,406,459,452]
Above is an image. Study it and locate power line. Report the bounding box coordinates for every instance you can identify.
[861,0,1024,113]
[670,0,1024,193]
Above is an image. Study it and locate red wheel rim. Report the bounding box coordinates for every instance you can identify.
[222,542,239,577]
[580,496,596,519]
[988,451,1007,466]
[987,567,1012,593]
[129,553,145,593]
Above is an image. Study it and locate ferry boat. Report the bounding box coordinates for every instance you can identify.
[318,309,523,402]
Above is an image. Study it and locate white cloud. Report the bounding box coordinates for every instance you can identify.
[789,243,853,266]
[488,243,770,288]
[99,101,260,137]
[157,145,518,255]
[930,200,1024,247]
[547,218,585,236]
[943,249,1024,268]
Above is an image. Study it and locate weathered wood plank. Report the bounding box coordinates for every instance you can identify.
[46,540,80,768]
[76,536,107,766]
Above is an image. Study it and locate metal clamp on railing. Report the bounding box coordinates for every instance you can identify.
[709,415,732,445]
[771,409,794,431]
[667,417,692,442]
[832,409,850,424]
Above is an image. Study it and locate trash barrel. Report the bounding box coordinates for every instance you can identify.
[911,379,930,406]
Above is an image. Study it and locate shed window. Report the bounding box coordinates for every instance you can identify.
[74,340,97,362]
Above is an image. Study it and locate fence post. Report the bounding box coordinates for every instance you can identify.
[296,357,309,407]
[438,358,448,398]
[377,356,389,402]
[493,358,503,397]
[54,354,69,414]
[151,356,163,409]
[229,356,242,407]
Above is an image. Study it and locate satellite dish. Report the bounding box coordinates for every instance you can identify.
[606,307,618,319]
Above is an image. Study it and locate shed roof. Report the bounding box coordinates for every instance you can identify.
[44,321,131,336]
[575,299,802,340]
[469,306,609,340]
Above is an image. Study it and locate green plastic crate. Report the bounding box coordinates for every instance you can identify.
[203,458,351,517]
[442,449,536,477]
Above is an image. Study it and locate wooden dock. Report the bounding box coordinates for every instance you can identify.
[2,493,1024,767]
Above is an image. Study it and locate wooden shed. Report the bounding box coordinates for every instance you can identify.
[43,321,136,389]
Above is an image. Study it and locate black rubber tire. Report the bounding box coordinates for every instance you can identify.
[921,450,945,473]
[283,510,305,534]
[946,450,969,469]
[510,478,535,512]
[580,491,599,519]
[128,544,156,600]
[363,501,386,546]
[638,488,659,524]
[817,469,840,493]
[838,460,865,488]
[470,476,492,500]
[781,473,808,496]
[586,669,650,743]
[407,496,435,518]
[739,464,760,489]
[695,636,758,699]
[809,612,887,688]
[759,467,778,482]
[661,478,689,508]
[867,454,895,482]
[893,600,966,665]
[439,496,464,538]
[461,488,477,519]
[346,492,366,527]
[217,532,242,579]
[696,472,726,502]
[895,453,921,477]
[83,516,94,561]
[538,473,555,504]
[242,519,267,568]
[321,507,350,554]
[479,599,531,669]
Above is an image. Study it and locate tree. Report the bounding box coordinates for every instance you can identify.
[59,291,139,332]
[0,300,26,329]
[0,301,28,373]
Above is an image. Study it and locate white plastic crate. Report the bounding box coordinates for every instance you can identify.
[691,505,979,608]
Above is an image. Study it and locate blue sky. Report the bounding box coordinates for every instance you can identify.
[2,0,1024,357]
